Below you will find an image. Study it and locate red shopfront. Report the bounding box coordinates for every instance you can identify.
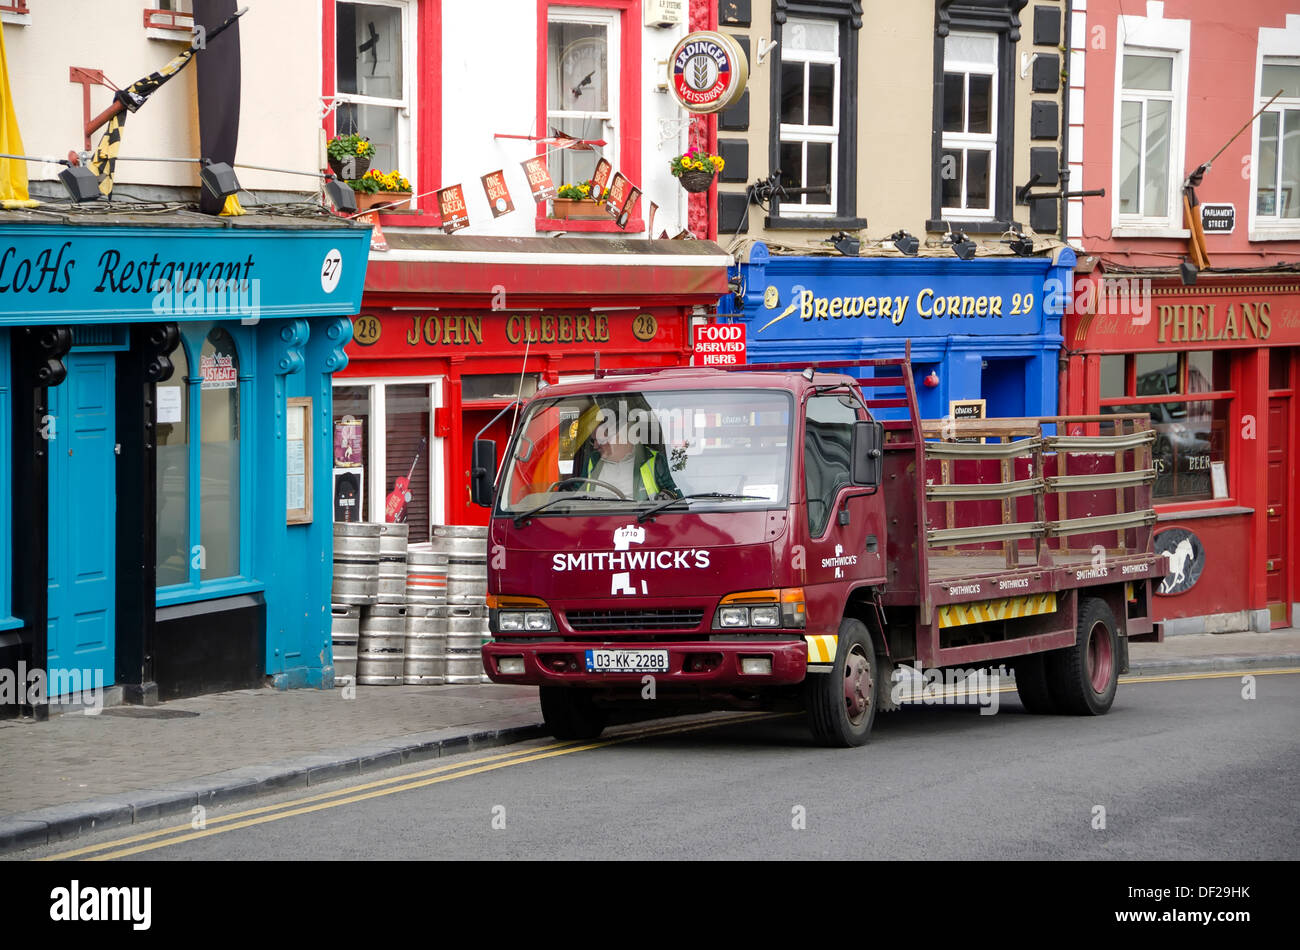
[333,234,731,533]
[1064,269,1300,632]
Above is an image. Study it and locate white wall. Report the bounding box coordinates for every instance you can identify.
[433,0,691,237]
[3,0,321,193]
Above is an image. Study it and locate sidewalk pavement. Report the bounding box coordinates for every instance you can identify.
[2,629,1298,855]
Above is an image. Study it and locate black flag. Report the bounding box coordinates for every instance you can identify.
[195,0,242,214]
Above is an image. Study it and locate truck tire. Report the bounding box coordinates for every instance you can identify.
[1012,653,1059,714]
[1046,597,1120,715]
[804,618,877,747]
[539,687,608,740]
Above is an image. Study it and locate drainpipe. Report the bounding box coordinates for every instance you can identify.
[1060,0,1073,247]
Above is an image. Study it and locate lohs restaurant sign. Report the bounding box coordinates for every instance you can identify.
[0,225,369,324]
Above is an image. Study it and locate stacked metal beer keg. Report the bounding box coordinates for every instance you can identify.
[404,541,449,685]
[330,523,381,686]
[330,521,491,687]
[356,522,409,685]
[432,524,490,683]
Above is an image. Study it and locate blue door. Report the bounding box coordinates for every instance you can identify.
[47,351,117,689]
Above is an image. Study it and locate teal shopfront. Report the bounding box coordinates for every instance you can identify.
[0,210,370,715]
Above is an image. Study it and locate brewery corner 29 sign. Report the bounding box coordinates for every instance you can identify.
[668,31,749,114]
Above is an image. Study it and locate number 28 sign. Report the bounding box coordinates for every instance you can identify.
[693,323,746,366]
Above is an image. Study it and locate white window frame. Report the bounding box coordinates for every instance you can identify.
[1249,15,1300,241]
[330,377,446,530]
[1110,6,1191,236]
[778,16,840,216]
[546,7,620,191]
[332,0,416,194]
[940,31,998,222]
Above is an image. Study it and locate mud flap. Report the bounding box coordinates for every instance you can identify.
[1117,634,1130,675]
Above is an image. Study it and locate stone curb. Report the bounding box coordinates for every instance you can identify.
[0,720,547,857]
[1125,654,1300,677]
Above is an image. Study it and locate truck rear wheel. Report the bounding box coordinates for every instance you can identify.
[1012,654,1059,714]
[805,618,877,748]
[539,686,608,740]
[1046,597,1119,715]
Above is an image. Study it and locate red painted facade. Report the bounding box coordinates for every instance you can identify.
[1068,1,1300,629]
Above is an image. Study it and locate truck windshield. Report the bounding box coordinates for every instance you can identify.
[497,388,793,515]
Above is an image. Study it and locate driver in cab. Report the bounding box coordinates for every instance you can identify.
[569,402,680,502]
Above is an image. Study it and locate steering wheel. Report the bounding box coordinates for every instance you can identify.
[546,476,630,499]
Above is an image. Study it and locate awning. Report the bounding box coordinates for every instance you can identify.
[363,233,733,308]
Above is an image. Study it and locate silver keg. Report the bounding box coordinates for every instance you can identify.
[432,527,487,606]
[404,605,447,685]
[377,522,409,605]
[357,605,407,685]
[406,543,449,606]
[445,604,488,684]
[332,522,381,605]
[330,604,359,686]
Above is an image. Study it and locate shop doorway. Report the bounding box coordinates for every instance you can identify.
[981,357,1027,418]
[46,351,117,689]
[1266,395,1290,627]
[460,406,516,526]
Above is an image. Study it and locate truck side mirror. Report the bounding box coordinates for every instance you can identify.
[470,438,497,508]
[851,420,883,487]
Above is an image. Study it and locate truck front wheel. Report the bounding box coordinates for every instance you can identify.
[1047,597,1120,715]
[539,687,608,740]
[805,618,877,748]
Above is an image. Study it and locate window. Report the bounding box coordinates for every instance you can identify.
[1118,51,1178,221]
[546,11,617,188]
[1099,350,1232,504]
[334,1,412,179]
[941,32,998,218]
[144,0,192,35]
[777,17,840,216]
[0,331,14,628]
[156,325,250,595]
[804,394,856,536]
[768,0,863,228]
[930,0,1024,232]
[331,379,444,540]
[1255,59,1300,225]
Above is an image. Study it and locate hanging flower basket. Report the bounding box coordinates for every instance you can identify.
[328,154,371,180]
[678,169,716,193]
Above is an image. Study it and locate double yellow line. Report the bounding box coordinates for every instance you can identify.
[42,711,791,861]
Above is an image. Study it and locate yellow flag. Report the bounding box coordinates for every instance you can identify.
[0,20,37,208]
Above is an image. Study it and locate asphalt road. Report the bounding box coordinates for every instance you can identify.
[16,671,1300,861]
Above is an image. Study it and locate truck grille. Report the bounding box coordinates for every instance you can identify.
[565,609,706,632]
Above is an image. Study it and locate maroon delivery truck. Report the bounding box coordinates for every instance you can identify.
[473,359,1165,747]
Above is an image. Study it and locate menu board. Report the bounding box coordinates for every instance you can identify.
[287,397,313,524]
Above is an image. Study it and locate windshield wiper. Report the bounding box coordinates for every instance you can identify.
[637,492,771,523]
[512,494,612,527]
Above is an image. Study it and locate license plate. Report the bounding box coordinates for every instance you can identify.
[585,649,669,673]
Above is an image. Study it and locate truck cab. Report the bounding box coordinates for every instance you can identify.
[475,365,888,744]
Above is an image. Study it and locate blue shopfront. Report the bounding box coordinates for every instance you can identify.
[0,212,370,715]
[718,243,1076,420]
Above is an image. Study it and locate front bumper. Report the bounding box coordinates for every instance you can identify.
[482,639,809,688]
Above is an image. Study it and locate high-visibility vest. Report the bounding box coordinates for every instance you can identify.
[583,449,660,498]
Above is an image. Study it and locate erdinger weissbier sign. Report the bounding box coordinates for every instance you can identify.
[668,31,749,114]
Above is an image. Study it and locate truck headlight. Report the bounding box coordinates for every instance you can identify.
[712,588,805,630]
[488,595,556,634]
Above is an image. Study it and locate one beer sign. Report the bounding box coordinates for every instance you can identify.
[438,185,470,233]
[520,157,556,202]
